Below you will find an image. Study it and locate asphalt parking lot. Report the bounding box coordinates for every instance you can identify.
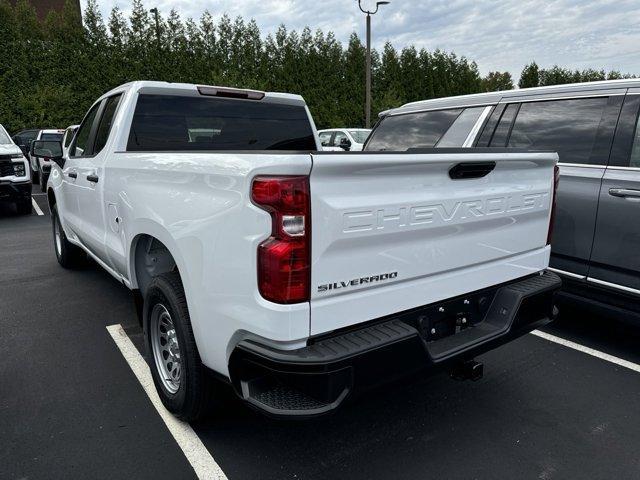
[2,185,640,479]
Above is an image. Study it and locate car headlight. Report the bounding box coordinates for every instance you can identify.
[13,163,26,177]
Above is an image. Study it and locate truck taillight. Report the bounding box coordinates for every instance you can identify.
[547,165,560,245]
[251,176,310,304]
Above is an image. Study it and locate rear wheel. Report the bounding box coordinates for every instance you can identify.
[145,272,214,421]
[16,199,32,215]
[40,173,48,192]
[52,205,84,268]
[31,167,40,185]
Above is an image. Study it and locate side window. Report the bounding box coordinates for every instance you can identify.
[437,106,487,147]
[63,129,74,148]
[365,108,463,151]
[333,131,348,147]
[489,103,520,147]
[70,104,101,158]
[319,132,332,147]
[506,97,609,165]
[93,94,122,154]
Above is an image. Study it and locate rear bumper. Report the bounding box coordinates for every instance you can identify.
[0,180,32,202]
[229,270,561,418]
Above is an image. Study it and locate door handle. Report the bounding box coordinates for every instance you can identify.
[609,188,640,199]
[67,171,77,179]
[449,162,496,180]
[87,174,99,183]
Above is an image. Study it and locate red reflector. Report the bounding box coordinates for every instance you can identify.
[252,176,310,304]
[547,165,560,245]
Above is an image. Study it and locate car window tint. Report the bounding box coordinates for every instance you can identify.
[71,104,101,158]
[507,97,608,164]
[365,109,463,151]
[629,113,640,168]
[94,94,122,154]
[437,107,486,147]
[127,94,316,151]
[40,133,63,141]
[489,104,519,147]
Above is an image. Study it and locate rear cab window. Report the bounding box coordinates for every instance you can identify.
[127,94,316,151]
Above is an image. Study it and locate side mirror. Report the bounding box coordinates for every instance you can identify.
[31,140,65,168]
[339,137,352,151]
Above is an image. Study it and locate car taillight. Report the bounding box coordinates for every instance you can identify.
[251,176,310,304]
[547,165,560,245]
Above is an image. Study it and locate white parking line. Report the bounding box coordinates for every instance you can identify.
[106,324,228,480]
[31,198,44,216]
[532,330,640,374]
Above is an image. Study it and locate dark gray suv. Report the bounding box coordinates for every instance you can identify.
[366,80,640,322]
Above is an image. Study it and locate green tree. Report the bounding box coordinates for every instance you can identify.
[519,62,540,88]
[481,71,514,92]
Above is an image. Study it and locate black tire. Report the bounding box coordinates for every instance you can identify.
[144,272,214,422]
[40,173,48,192]
[32,168,40,185]
[52,205,85,268]
[16,199,32,215]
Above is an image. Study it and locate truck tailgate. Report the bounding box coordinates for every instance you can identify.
[309,150,558,335]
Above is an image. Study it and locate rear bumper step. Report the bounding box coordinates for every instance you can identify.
[229,271,561,418]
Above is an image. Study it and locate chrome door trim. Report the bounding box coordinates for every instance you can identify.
[558,163,606,169]
[548,267,586,280]
[463,106,493,147]
[587,277,640,296]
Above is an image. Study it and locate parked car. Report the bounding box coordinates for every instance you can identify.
[38,81,560,421]
[318,128,371,151]
[0,124,32,215]
[32,129,65,190]
[11,128,40,176]
[365,78,640,323]
[61,124,79,158]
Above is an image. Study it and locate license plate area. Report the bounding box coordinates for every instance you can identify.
[406,289,497,343]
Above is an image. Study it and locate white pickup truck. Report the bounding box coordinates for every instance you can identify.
[35,81,561,421]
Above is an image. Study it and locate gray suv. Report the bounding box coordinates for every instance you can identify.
[365,79,640,322]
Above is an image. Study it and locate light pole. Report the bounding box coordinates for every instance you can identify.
[357,0,390,128]
[149,7,161,51]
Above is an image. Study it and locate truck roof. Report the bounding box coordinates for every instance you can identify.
[384,77,640,117]
[100,81,307,107]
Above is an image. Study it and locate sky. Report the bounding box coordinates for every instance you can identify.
[82,0,640,81]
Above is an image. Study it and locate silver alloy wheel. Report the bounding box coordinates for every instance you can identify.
[150,303,182,394]
[54,216,62,256]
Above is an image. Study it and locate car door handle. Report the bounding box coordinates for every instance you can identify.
[449,162,496,180]
[67,171,77,179]
[609,188,640,199]
[87,174,99,183]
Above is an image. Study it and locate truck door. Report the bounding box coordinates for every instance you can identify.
[588,92,640,294]
[479,90,624,277]
[73,93,123,266]
[62,102,102,239]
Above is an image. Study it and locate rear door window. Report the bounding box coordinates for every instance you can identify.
[629,114,640,168]
[127,94,316,151]
[93,94,122,154]
[365,108,463,151]
[506,97,609,164]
